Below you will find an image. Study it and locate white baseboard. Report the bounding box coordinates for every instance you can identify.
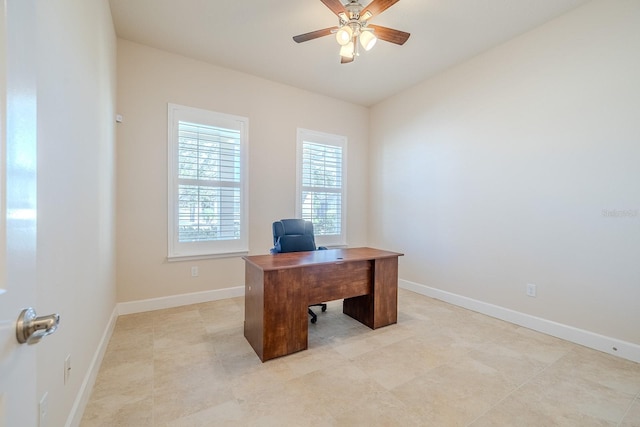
[65,305,119,427]
[117,285,245,315]
[400,279,640,364]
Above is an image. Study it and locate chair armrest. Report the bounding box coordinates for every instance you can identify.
[318,246,328,250]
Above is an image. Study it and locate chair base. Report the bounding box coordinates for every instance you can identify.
[308,303,327,324]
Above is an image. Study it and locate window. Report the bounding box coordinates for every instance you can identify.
[168,104,248,259]
[296,128,347,247]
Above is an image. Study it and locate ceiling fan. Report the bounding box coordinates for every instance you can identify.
[293,0,410,64]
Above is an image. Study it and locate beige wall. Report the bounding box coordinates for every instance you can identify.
[116,40,369,302]
[370,0,640,345]
[36,0,117,425]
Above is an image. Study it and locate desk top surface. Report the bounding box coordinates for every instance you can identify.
[243,247,403,271]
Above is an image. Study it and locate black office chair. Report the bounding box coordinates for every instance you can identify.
[271,219,327,324]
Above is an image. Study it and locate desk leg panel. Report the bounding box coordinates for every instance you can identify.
[262,269,309,361]
[372,257,398,328]
[343,294,374,328]
[244,263,265,360]
[245,266,308,361]
[342,256,398,329]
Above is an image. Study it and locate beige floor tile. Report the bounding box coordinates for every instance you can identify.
[332,389,424,426]
[546,346,640,395]
[620,397,640,427]
[503,358,638,425]
[390,355,521,425]
[115,312,159,332]
[80,289,640,427]
[156,399,243,427]
[469,392,617,427]
[491,326,577,364]
[237,380,336,426]
[351,336,447,390]
[281,343,348,378]
[89,359,153,402]
[82,395,154,427]
[153,383,235,425]
[284,362,387,419]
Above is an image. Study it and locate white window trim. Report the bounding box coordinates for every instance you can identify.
[296,128,347,248]
[167,103,249,260]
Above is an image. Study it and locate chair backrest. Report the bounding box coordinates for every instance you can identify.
[272,219,317,253]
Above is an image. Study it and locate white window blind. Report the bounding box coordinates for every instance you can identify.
[177,122,241,242]
[168,104,248,259]
[297,129,347,247]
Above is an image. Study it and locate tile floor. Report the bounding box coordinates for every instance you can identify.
[81,289,640,426]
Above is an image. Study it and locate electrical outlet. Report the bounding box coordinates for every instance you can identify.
[526,283,537,297]
[64,354,71,384]
[39,392,48,427]
[191,266,199,277]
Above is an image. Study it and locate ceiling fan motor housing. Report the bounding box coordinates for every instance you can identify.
[345,1,364,20]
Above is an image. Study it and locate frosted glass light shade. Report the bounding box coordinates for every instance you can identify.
[335,26,352,46]
[339,41,354,58]
[359,31,377,51]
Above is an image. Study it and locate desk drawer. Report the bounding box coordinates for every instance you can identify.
[305,260,372,303]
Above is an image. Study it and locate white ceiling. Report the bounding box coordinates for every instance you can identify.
[108,0,589,106]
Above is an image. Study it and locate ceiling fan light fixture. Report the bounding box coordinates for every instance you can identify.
[359,30,377,51]
[339,41,355,58]
[335,26,353,46]
[293,0,411,64]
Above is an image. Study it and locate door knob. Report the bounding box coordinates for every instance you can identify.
[16,307,60,344]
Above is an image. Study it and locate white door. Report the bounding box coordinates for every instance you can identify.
[0,0,39,426]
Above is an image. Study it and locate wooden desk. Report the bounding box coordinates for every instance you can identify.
[243,247,403,362]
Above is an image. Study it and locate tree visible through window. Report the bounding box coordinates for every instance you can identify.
[297,129,347,247]
[168,104,248,259]
[177,122,240,242]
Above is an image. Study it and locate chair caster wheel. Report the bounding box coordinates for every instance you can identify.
[321,306,327,312]
[311,318,317,324]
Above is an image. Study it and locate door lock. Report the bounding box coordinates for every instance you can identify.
[16,307,60,344]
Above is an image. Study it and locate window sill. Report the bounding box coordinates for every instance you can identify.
[167,251,248,262]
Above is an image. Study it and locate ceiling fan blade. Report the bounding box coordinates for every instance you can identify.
[320,0,347,16]
[340,55,354,64]
[368,24,410,45]
[293,27,336,43]
[362,0,400,19]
